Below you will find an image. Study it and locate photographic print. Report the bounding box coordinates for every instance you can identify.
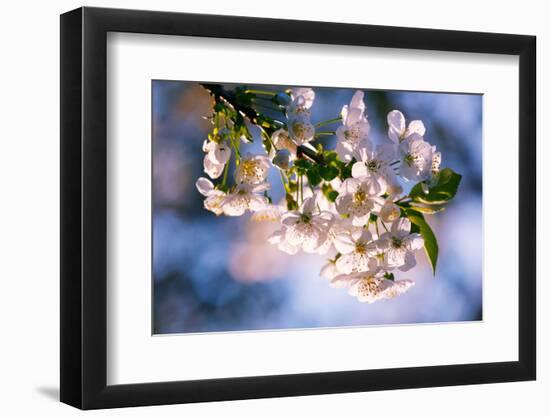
[152,81,482,335]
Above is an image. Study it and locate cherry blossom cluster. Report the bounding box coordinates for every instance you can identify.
[196,85,461,303]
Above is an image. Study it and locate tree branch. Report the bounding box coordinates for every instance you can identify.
[201,83,322,163]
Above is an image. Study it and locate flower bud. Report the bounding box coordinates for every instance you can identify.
[387,182,403,196]
[380,202,401,223]
[421,182,430,195]
[272,149,292,170]
[273,92,291,107]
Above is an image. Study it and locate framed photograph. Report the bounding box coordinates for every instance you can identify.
[60,6,536,410]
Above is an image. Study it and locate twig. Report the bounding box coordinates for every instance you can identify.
[201,83,323,164]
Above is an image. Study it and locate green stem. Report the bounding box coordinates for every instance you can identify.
[262,130,278,153]
[229,135,242,160]
[381,221,390,232]
[315,131,336,136]
[252,96,278,103]
[375,220,381,238]
[297,175,301,204]
[245,89,276,96]
[300,175,304,203]
[221,160,230,186]
[279,170,289,193]
[315,116,342,128]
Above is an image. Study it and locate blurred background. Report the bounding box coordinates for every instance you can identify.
[152,80,482,335]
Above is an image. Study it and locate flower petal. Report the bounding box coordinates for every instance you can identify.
[336,254,355,274]
[349,90,366,113]
[334,233,356,254]
[351,161,368,178]
[387,110,405,136]
[195,177,214,196]
[398,251,416,272]
[345,107,364,127]
[330,273,357,288]
[301,196,316,215]
[405,233,424,251]
[376,143,396,163]
[281,212,300,226]
[406,120,426,137]
[248,195,269,212]
[320,262,338,280]
[203,156,224,179]
[335,194,352,216]
[392,217,411,235]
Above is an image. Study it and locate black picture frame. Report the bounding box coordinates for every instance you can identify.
[60,6,536,410]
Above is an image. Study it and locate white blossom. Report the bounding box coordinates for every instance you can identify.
[267,228,299,255]
[222,182,270,216]
[320,259,339,280]
[235,153,270,184]
[270,128,298,157]
[281,88,317,145]
[202,139,232,165]
[351,142,399,195]
[315,215,362,255]
[398,135,434,182]
[289,87,315,112]
[202,139,231,179]
[278,196,334,253]
[288,115,315,145]
[195,85,456,304]
[195,177,227,215]
[375,217,424,271]
[332,270,415,303]
[333,229,378,274]
[378,196,402,223]
[250,204,284,222]
[203,155,225,179]
[335,178,384,226]
[430,146,442,178]
[387,110,426,143]
[336,90,370,162]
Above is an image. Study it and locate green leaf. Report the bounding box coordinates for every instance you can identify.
[408,203,446,214]
[409,168,462,204]
[213,101,226,112]
[306,166,322,186]
[286,193,298,211]
[338,160,354,180]
[294,159,313,170]
[404,208,439,275]
[319,165,339,181]
[321,183,339,202]
[322,150,339,163]
[384,272,395,281]
[260,131,272,154]
[327,190,339,202]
